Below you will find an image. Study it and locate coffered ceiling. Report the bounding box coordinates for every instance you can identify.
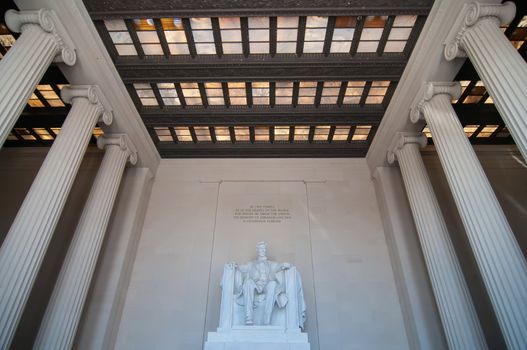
[2,0,524,157]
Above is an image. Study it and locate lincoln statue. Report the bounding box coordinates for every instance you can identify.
[227,242,293,325]
[205,242,309,349]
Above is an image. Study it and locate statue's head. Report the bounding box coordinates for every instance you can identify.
[256,241,267,258]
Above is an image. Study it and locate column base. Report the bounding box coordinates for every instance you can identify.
[204,326,310,350]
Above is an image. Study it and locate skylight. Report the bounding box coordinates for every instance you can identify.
[133,80,393,107]
[150,124,374,144]
[101,14,423,58]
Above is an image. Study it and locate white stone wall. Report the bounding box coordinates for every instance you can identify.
[0,147,103,349]
[114,159,409,350]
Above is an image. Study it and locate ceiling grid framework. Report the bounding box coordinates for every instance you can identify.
[1,0,524,157]
[82,0,432,157]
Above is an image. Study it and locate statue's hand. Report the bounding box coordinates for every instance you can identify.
[227,262,238,269]
[281,263,292,270]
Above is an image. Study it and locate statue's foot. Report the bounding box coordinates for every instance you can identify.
[245,318,253,325]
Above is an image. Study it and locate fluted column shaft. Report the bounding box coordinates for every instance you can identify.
[460,3,527,161]
[389,133,486,350]
[34,135,136,350]
[0,86,110,350]
[0,9,76,147]
[414,84,527,350]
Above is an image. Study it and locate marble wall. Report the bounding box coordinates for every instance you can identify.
[2,146,523,349]
[114,159,410,350]
[0,147,153,350]
[0,147,103,349]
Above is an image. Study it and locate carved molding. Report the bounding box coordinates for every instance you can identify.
[97,133,138,165]
[443,1,516,61]
[84,0,433,18]
[61,85,113,125]
[410,82,461,123]
[386,131,427,164]
[5,9,77,66]
[117,59,406,81]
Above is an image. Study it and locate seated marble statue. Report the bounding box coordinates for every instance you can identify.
[224,241,306,328]
[206,242,309,349]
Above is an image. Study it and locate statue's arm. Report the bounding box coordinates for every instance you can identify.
[226,261,237,270]
[281,262,292,270]
[237,262,251,273]
[272,261,291,271]
[234,268,243,295]
[227,262,250,296]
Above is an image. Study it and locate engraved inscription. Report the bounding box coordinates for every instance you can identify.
[233,205,291,223]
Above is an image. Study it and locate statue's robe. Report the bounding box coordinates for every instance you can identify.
[225,260,306,329]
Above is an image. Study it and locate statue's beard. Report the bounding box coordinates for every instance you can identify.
[257,256,267,261]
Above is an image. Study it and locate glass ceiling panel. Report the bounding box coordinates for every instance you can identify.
[220,17,243,54]
[476,125,499,138]
[249,16,270,54]
[7,126,103,144]
[274,126,290,141]
[331,16,356,53]
[276,81,293,105]
[277,16,298,53]
[151,123,378,144]
[133,19,163,55]
[104,19,137,56]
[304,16,327,53]
[191,18,216,55]
[26,84,68,108]
[162,17,190,55]
[194,126,212,141]
[321,81,341,104]
[215,126,231,141]
[385,15,416,53]
[254,126,269,141]
[314,125,331,140]
[252,82,270,105]
[95,13,430,58]
[333,126,351,141]
[134,83,158,106]
[131,80,396,107]
[235,126,250,141]
[293,125,310,141]
[357,16,387,53]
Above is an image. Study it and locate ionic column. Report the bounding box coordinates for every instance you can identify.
[411,82,527,350]
[444,1,527,161]
[0,9,76,147]
[387,132,487,350]
[0,86,112,350]
[34,134,137,350]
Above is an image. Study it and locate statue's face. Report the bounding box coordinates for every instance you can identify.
[256,245,267,257]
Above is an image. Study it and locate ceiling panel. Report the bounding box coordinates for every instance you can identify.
[2,0,522,155]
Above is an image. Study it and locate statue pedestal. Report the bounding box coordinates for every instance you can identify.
[204,326,310,350]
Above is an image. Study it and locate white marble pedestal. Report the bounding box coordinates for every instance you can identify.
[204,326,310,350]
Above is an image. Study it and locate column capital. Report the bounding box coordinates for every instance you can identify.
[61,85,113,125]
[5,9,76,66]
[97,133,138,165]
[387,132,427,164]
[410,82,461,123]
[444,1,516,61]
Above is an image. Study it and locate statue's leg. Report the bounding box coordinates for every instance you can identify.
[262,281,278,325]
[242,279,256,324]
